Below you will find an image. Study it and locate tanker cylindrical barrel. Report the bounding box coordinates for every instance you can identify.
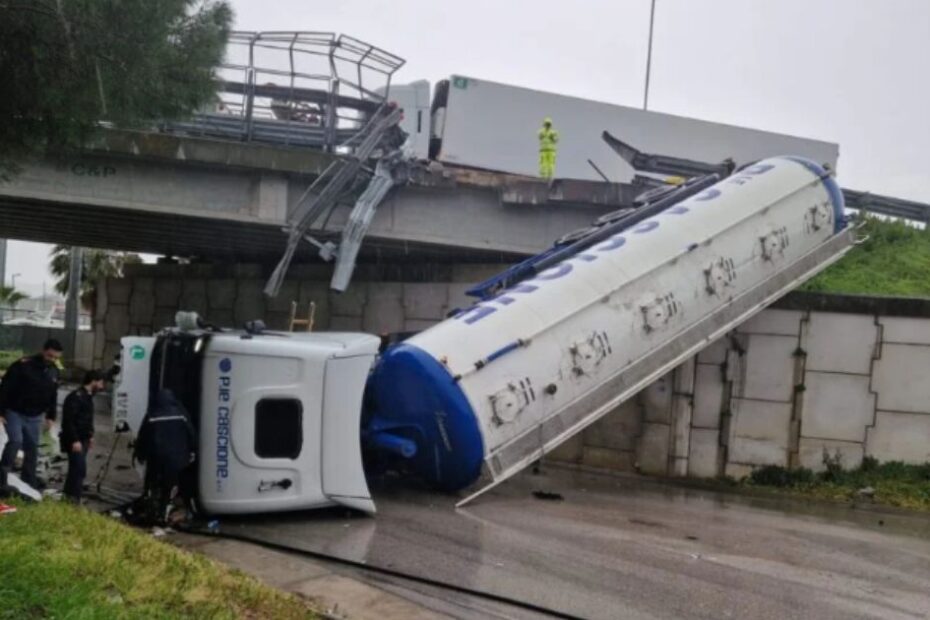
[365,156,846,492]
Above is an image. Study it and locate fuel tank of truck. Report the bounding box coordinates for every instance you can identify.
[364,156,850,497]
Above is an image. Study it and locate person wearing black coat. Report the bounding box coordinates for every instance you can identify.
[134,389,196,517]
[0,339,63,489]
[60,370,106,503]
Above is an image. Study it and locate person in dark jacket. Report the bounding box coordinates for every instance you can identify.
[60,370,106,503]
[134,389,196,518]
[0,339,63,489]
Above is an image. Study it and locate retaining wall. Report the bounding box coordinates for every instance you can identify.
[550,295,930,475]
[96,265,930,474]
[92,262,504,371]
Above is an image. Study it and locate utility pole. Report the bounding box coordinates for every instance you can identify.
[0,239,6,287]
[643,0,657,111]
[64,246,83,366]
[0,239,6,324]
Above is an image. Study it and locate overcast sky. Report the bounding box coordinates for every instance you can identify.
[6,0,929,294]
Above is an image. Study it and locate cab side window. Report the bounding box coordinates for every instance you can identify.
[255,398,303,459]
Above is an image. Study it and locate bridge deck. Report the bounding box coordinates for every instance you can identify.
[0,129,617,264]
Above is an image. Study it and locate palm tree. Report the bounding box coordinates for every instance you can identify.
[0,285,27,308]
[49,246,143,314]
[0,285,28,323]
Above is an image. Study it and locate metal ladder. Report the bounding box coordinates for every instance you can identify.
[288,301,316,332]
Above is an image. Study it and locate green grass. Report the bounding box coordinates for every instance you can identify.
[0,349,23,373]
[744,457,930,511]
[802,216,930,297]
[0,501,318,619]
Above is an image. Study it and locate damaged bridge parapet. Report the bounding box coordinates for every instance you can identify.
[0,128,618,265]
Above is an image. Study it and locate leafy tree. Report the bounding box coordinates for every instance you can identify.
[0,285,27,308]
[49,245,142,312]
[0,0,233,179]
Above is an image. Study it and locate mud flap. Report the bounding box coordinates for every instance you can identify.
[322,354,377,514]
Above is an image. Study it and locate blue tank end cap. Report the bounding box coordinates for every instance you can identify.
[364,343,485,492]
[781,156,846,233]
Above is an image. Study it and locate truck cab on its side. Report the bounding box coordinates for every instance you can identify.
[114,329,379,515]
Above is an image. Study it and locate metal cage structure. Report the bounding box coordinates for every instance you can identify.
[164,31,406,152]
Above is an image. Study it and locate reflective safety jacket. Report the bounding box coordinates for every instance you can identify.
[538,126,559,152]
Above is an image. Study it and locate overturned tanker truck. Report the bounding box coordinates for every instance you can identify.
[113,155,855,515]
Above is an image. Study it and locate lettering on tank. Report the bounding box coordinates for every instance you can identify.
[456,161,778,325]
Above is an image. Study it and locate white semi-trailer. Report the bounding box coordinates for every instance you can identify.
[114,155,855,515]
[387,76,839,181]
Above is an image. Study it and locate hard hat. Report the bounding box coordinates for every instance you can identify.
[543,117,553,125]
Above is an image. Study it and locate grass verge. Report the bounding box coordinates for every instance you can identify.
[0,501,318,619]
[742,457,930,511]
[802,215,930,297]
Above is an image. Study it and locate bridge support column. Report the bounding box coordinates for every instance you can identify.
[64,247,84,367]
[0,239,6,287]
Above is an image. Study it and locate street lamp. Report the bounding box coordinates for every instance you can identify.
[643,0,657,111]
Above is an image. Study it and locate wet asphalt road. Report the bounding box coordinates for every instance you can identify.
[80,409,930,619]
[212,468,930,620]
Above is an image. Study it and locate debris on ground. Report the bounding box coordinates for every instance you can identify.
[7,472,42,501]
[532,490,564,501]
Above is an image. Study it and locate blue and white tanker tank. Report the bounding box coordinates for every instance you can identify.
[363,156,852,500]
[114,156,855,515]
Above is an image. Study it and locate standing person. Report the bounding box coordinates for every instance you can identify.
[0,339,63,488]
[538,117,559,179]
[60,370,106,504]
[134,389,196,521]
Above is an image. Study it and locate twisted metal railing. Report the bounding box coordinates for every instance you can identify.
[164,31,405,153]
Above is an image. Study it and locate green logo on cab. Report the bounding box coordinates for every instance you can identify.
[130,345,145,360]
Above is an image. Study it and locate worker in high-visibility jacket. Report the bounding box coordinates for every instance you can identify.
[538,117,559,179]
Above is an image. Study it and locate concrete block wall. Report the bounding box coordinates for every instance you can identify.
[93,262,504,371]
[548,297,930,477]
[95,272,930,476]
[869,316,930,463]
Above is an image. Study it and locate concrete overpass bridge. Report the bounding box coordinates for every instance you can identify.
[0,128,620,267]
[4,28,928,296]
